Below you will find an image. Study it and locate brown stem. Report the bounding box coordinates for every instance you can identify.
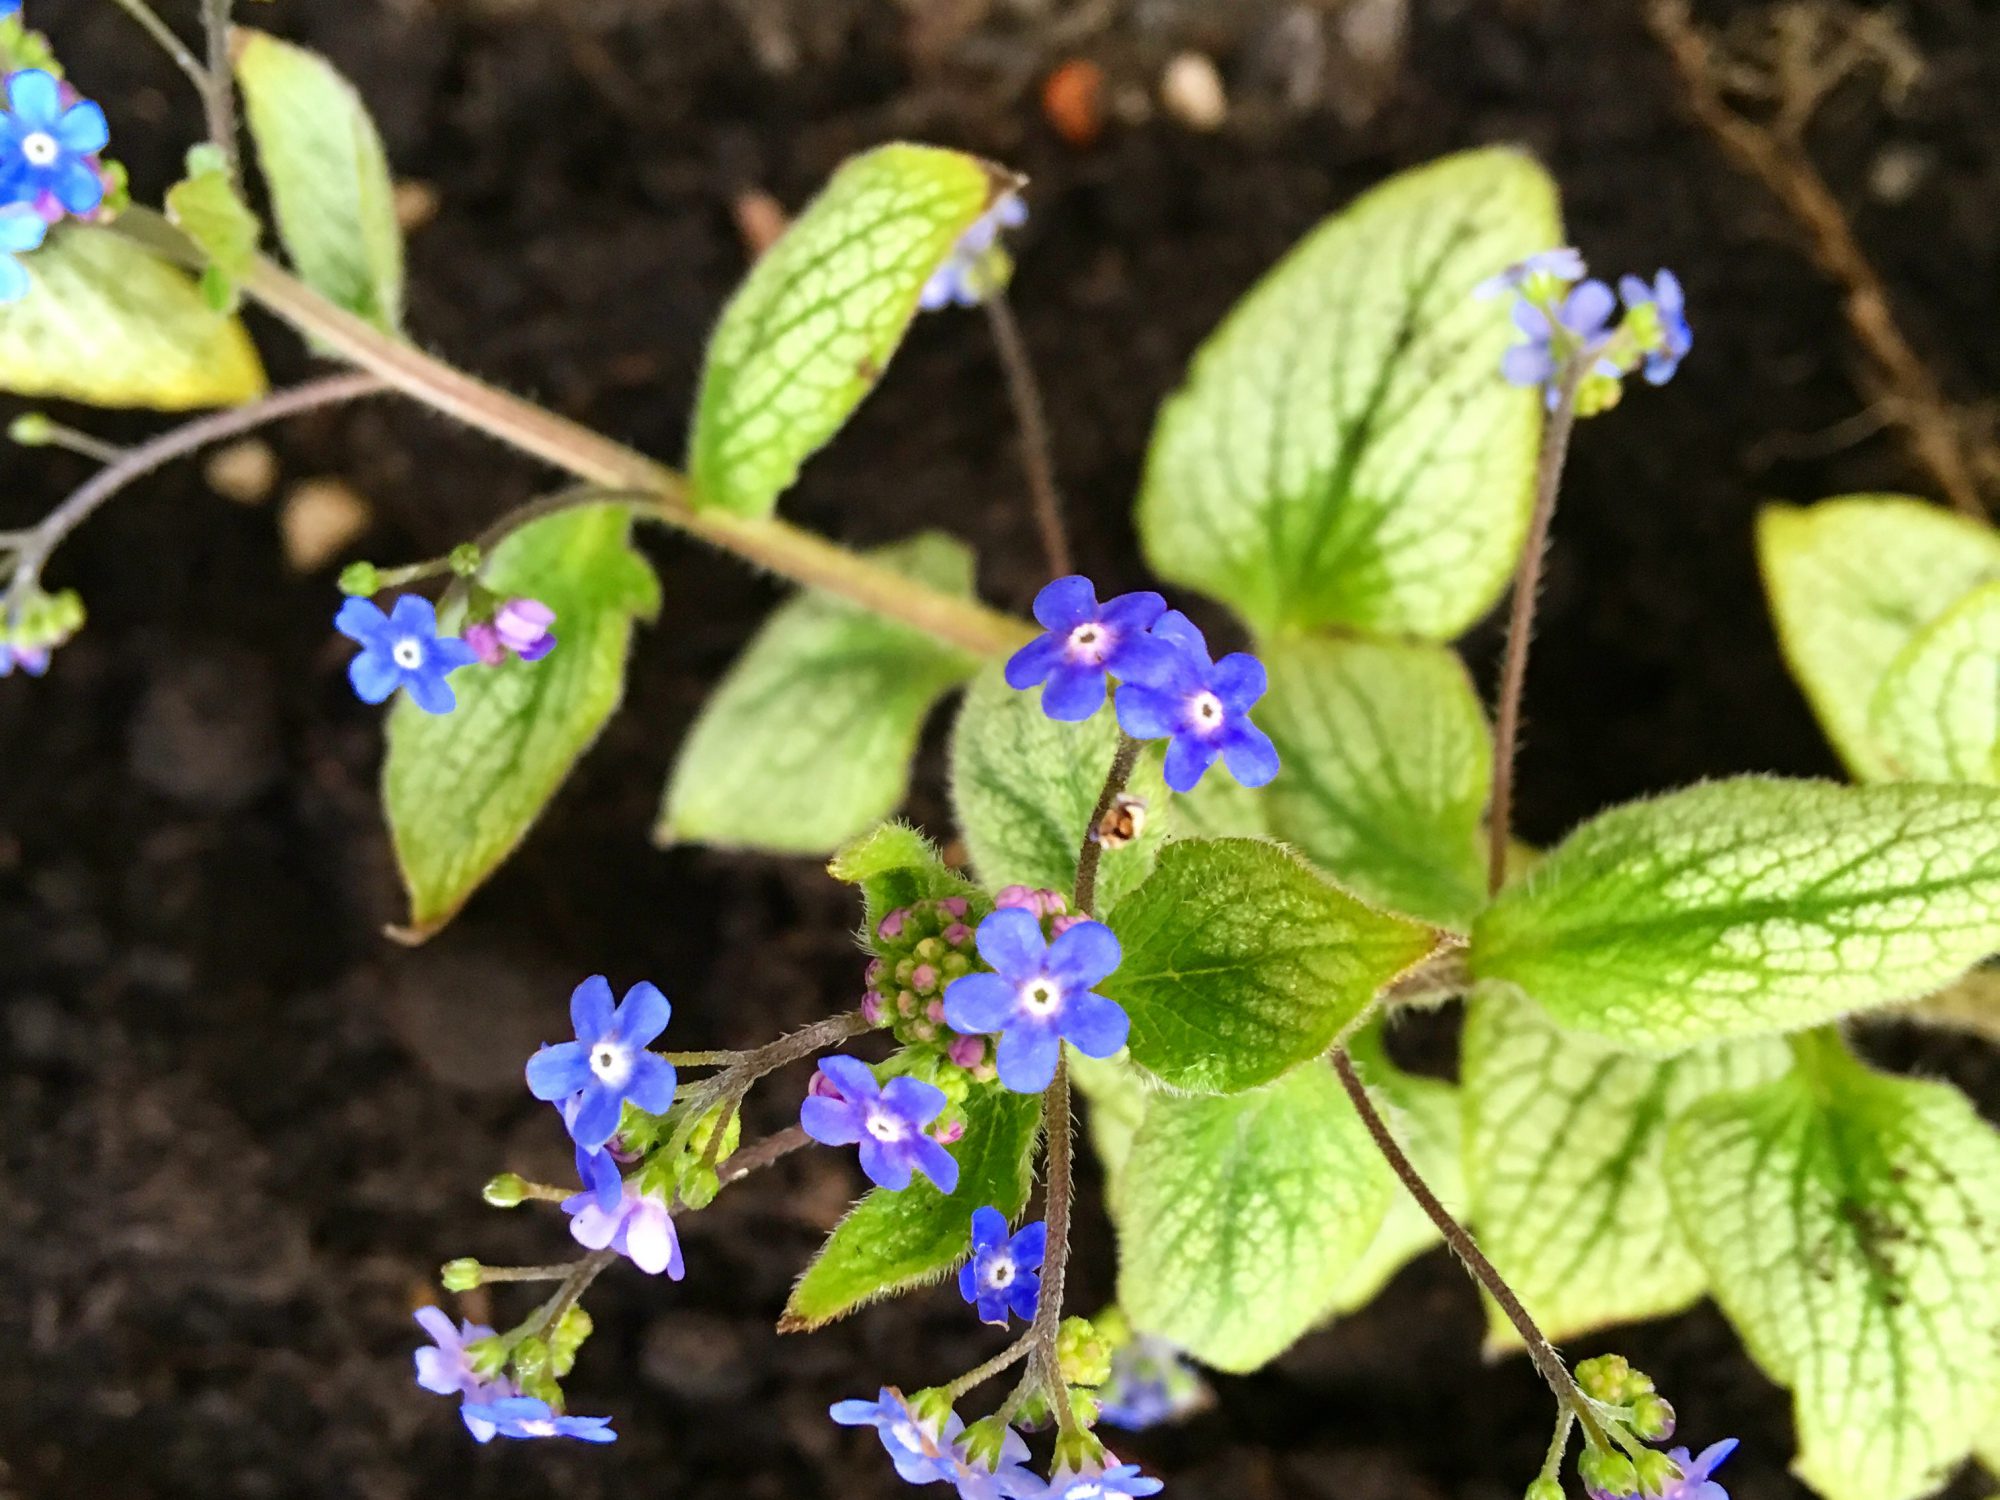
[1074,734,1142,918]
[1487,370,1582,895]
[1331,1050,1610,1450]
[944,1330,1036,1401]
[106,0,210,94]
[1028,1053,1078,1434]
[199,0,240,182]
[984,292,1073,579]
[716,1124,811,1186]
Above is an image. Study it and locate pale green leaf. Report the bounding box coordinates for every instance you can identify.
[1113,1062,1393,1371]
[659,534,979,854]
[948,667,1170,916]
[1758,497,2000,781]
[690,143,1012,517]
[1071,1049,1153,1194]
[1171,767,1274,840]
[828,820,978,936]
[1100,837,1438,1094]
[782,1084,1043,1330]
[1470,778,2000,1051]
[164,145,261,311]
[1871,580,2000,785]
[1136,148,1559,639]
[1261,636,1490,928]
[1461,987,1789,1345]
[385,504,660,939]
[235,28,404,328]
[0,224,265,409]
[1667,1035,2000,1500]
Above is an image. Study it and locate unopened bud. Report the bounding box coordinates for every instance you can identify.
[907,1386,955,1432]
[1049,1428,1106,1477]
[465,1335,509,1380]
[8,412,54,446]
[1578,1447,1638,1499]
[440,1258,483,1291]
[1629,1393,1676,1441]
[512,1336,551,1377]
[337,560,380,597]
[1576,1353,1648,1404]
[1057,1315,1113,1387]
[958,1416,1014,1472]
[482,1172,528,1208]
[1524,1480,1564,1500]
[1633,1450,1681,1495]
[448,542,483,576]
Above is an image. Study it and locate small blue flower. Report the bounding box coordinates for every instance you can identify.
[942,1425,1042,1500]
[1039,1460,1165,1499]
[801,1054,960,1193]
[0,201,45,303]
[943,909,1126,1094]
[457,1395,617,1444]
[1619,269,1692,385]
[922,192,1027,310]
[0,70,108,217]
[1658,1439,1737,1500]
[1474,247,1586,298]
[412,1306,493,1397]
[957,1206,1045,1327]
[333,594,479,714]
[564,1151,685,1277]
[0,4,21,20]
[0,637,50,678]
[527,976,678,1150]
[1004,576,1176,722]
[1113,611,1277,793]
[1499,278,1617,406]
[1097,1334,1210,1431]
[831,1388,957,1485]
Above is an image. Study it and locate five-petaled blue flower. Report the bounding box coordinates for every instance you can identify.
[1499,278,1616,405]
[526,975,678,1151]
[1656,1439,1737,1500]
[942,908,1126,1094]
[1619,269,1692,385]
[413,1306,519,1442]
[1040,1460,1165,1500]
[801,1054,959,1193]
[1113,610,1278,793]
[1474,247,1585,299]
[1004,576,1176,722]
[334,595,479,715]
[457,1395,617,1444]
[0,70,108,218]
[564,1149,685,1277]
[958,1206,1045,1327]
[921,192,1027,310]
[0,201,44,303]
[830,1388,956,1485]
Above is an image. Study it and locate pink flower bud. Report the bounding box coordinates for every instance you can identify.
[994,885,1037,911]
[932,1118,966,1145]
[865,958,887,986]
[943,922,973,948]
[861,991,888,1026]
[494,598,557,660]
[1049,913,1087,937]
[878,907,910,941]
[896,990,919,1018]
[911,964,939,995]
[926,999,945,1023]
[937,897,969,919]
[947,1035,985,1069]
[808,1069,842,1099]
[463,620,507,666]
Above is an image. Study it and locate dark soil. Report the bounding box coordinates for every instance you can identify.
[2,0,1997,1497]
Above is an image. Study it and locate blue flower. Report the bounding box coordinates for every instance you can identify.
[957,1206,1045,1326]
[333,594,479,714]
[526,976,678,1151]
[831,1388,957,1485]
[942,1425,1042,1500]
[413,1306,494,1397]
[1097,1335,1210,1431]
[0,4,21,19]
[1113,611,1277,793]
[1619,269,1692,385]
[0,201,44,303]
[1658,1439,1737,1500]
[457,1395,617,1444]
[0,637,50,678]
[1039,1460,1165,1499]
[921,192,1027,310]
[942,909,1126,1094]
[801,1054,959,1193]
[1499,278,1616,404]
[1004,576,1176,722]
[564,1151,685,1277]
[1474,247,1586,298]
[0,70,108,217]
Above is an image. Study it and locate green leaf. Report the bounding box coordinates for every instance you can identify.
[782,1084,1043,1330]
[828,820,979,938]
[385,504,660,939]
[948,667,1171,916]
[1261,637,1490,928]
[659,534,979,853]
[0,225,265,409]
[1461,987,1789,1345]
[689,143,1012,518]
[1113,1062,1393,1371]
[1667,1034,2000,1500]
[1470,778,2000,1051]
[235,28,405,329]
[1100,837,1438,1094]
[1071,1049,1153,1194]
[164,145,261,312]
[1171,768,1274,840]
[1136,148,1560,639]
[1870,580,2000,785]
[1758,497,2000,781]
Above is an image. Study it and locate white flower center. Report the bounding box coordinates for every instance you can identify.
[589,1042,631,1086]
[984,1254,1016,1289]
[865,1107,908,1143]
[20,132,58,168]
[1021,979,1064,1017]
[1187,690,1225,735]
[518,1419,558,1437]
[1065,622,1112,665]
[390,636,426,671]
[890,1419,925,1450]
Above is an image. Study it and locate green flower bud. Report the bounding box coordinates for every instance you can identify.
[549,1307,594,1376]
[1576,1353,1650,1403]
[907,1386,955,1432]
[448,542,483,576]
[1578,1447,1637,1499]
[482,1172,528,1208]
[517,1369,562,1405]
[957,1417,1015,1472]
[913,937,944,963]
[1629,1393,1676,1441]
[1524,1480,1565,1500]
[512,1336,551,1378]
[337,561,381,597]
[1633,1450,1681,1496]
[1057,1315,1113,1388]
[465,1335,510,1380]
[440,1257,483,1292]
[8,411,53,446]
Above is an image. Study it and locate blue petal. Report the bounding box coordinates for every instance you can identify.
[569,974,616,1042]
[623,1052,677,1114]
[1562,278,1616,336]
[1098,590,1166,635]
[1104,631,1182,686]
[944,971,1017,1034]
[1220,720,1280,788]
[569,1083,624,1148]
[7,71,60,127]
[55,100,109,154]
[830,1399,883,1427]
[816,1053,881,1101]
[1008,1273,1041,1323]
[910,1135,959,1194]
[1162,733,1220,793]
[403,668,457,715]
[347,648,400,704]
[1031,576,1097,632]
[1011,1219,1047,1268]
[0,205,43,252]
[428,635,481,671]
[387,593,440,638]
[969,1205,1009,1251]
[1208,652,1267,712]
[881,1074,947,1126]
[52,156,102,215]
[525,1040,591,1100]
[973,907,1046,980]
[1148,609,1211,668]
[1500,343,1554,388]
[1511,300,1551,339]
[995,1025,1059,1093]
[1618,272,1652,309]
[581,1147,623,1210]
[1004,633,1063,690]
[801,1095,863,1146]
[976,1288,1011,1326]
[1059,991,1130,1058]
[334,596,389,643]
[1046,919,1120,988]
[958,1259,980,1304]
[1114,683,1180,741]
[1039,661,1106,721]
[1656,268,1685,317]
[612,980,672,1047]
[858,1136,913,1191]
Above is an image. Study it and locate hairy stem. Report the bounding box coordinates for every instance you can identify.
[716,1123,811,1187]
[475,1264,577,1284]
[984,292,1072,578]
[1331,1050,1610,1450]
[199,0,240,181]
[106,0,210,94]
[944,1330,1036,1401]
[1074,733,1142,919]
[1486,369,1582,895]
[524,1250,615,1342]
[1030,1053,1078,1434]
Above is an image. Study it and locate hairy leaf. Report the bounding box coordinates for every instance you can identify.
[659,534,979,854]
[1100,838,1438,1094]
[690,143,1012,517]
[386,504,659,939]
[782,1084,1043,1330]
[1137,148,1559,639]
[1470,778,2000,1051]
[1871,580,2000,785]
[1071,1049,1153,1194]
[1667,1036,2000,1500]
[1114,1062,1392,1371]
[828,820,978,936]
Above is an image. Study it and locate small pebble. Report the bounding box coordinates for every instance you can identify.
[1161,52,1228,132]
[205,438,279,506]
[280,478,373,574]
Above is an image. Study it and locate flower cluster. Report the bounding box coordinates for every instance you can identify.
[1480,247,1691,413]
[0,65,114,302]
[1007,577,1277,794]
[1561,1356,1736,1500]
[922,191,1028,311]
[334,589,559,717]
[1093,1325,1209,1432]
[0,584,79,680]
[864,895,988,1059]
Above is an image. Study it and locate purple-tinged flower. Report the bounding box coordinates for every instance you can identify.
[830,1388,957,1484]
[942,909,1126,1094]
[1475,247,1586,298]
[563,1150,685,1277]
[1656,1440,1737,1500]
[942,1424,1043,1500]
[1004,577,1176,722]
[465,597,557,666]
[0,201,44,302]
[0,637,50,677]
[412,1306,495,1397]
[1113,611,1277,793]
[457,1395,617,1444]
[1039,1459,1165,1499]
[333,594,479,714]
[801,1055,959,1193]
[958,1206,1045,1326]
[1619,270,1692,385]
[0,71,108,218]
[1499,278,1617,404]
[1097,1335,1210,1431]
[921,192,1027,311]
[526,976,678,1150]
